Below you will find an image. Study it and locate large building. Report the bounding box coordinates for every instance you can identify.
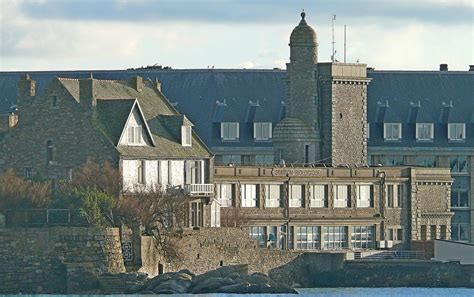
[0,13,471,243]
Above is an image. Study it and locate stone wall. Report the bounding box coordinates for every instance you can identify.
[0,227,125,294]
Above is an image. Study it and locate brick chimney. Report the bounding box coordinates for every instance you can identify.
[17,74,36,110]
[439,64,448,71]
[469,65,474,71]
[131,76,144,92]
[0,114,18,132]
[79,78,96,108]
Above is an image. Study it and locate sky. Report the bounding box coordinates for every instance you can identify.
[0,0,473,71]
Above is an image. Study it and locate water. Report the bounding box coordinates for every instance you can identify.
[16,288,474,296]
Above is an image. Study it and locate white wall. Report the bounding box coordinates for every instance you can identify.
[122,159,205,192]
[434,240,474,264]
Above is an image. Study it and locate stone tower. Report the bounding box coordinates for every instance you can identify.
[273,12,320,164]
[274,12,371,166]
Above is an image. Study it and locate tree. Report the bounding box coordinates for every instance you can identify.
[0,169,51,210]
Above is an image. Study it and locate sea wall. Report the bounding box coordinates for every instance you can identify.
[0,227,125,293]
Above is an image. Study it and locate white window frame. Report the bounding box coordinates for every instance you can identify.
[137,160,145,185]
[241,184,257,207]
[310,184,327,208]
[416,123,434,141]
[254,122,272,141]
[289,185,304,208]
[448,123,466,141]
[384,123,402,141]
[128,125,143,145]
[334,185,350,208]
[181,125,192,147]
[221,122,239,141]
[216,183,233,207]
[387,184,404,208]
[357,184,373,208]
[264,184,281,208]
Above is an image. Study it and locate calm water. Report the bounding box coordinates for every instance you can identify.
[14,288,474,296]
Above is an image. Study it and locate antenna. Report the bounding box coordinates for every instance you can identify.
[331,14,336,62]
[344,24,347,63]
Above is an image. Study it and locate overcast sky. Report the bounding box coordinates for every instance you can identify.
[0,0,473,71]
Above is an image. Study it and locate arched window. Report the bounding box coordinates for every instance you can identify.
[46,140,54,163]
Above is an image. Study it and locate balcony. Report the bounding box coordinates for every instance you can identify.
[184,184,214,197]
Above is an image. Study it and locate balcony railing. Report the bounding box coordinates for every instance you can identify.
[184,184,214,196]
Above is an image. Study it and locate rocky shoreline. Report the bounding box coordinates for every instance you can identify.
[103,264,297,294]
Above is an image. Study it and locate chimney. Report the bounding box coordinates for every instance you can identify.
[79,78,96,108]
[17,74,36,110]
[469,65,474,71]
[131,76,143,92]
[439,64,448,71]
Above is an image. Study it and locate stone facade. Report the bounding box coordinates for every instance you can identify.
[0,227,124,293]
[213,165,453,251]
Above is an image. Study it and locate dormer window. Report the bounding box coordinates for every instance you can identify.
[448,123,465,141]
[254,122,272,141]
[127,125,143,145]
[182,125,192,147]
[221,122,239,141]
[384,123,402,141]
[416,123,434,141]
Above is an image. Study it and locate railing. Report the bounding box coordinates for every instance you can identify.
[354,250,427,260]
[4,209,89,227]
[184,184,214,196]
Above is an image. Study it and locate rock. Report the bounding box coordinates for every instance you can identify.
[218,264,249,278]
[153,279,190,294]
[125,283,146,294]
[144,273,173,291]
[216,282,251,293]
[246,272,273,285]
[227,272,241,280]
[178,269,195,279]
[190,277,235,294]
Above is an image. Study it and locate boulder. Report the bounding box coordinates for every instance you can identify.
[144,273,173,291]
[218,264,249,277]
[153,279,190,294]
[190,277,236,294]
[216,282,251,293]
[178,269,195,279]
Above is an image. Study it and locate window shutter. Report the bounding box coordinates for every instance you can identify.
[268,123,272,139]
[383,124,387,139]
[447,124,451,140]
[235,123,239,139]
[220,123,225,139]
[253,123,257,139]
[430,124,434,139]
[462,124,466,139]
[415,124,419,139]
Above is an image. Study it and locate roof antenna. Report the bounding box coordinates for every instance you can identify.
[331,14,336,62]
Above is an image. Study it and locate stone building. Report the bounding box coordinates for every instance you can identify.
[213,165,452,251]
[0,13,469,243]
[0,74,214,228]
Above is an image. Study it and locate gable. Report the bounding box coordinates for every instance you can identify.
[118,104,154,147]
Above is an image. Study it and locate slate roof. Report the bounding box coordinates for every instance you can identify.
[1,68,472,151]
[54,77,213,159]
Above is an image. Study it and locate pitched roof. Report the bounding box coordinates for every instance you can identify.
[96,99,136,144]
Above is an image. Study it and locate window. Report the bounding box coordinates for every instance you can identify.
[46,140,54,164]
[241,184,258,207]
[304,145,310,164]
[387,227,404,241]
[181,126,192,146]
[216,183,234,207]
[387,184,404,208]
[254,122,272,141]
[65,167,73,181]
[451,223,469,241]
[430,225,437,240]
[367,124,370,139]
[222,154,241,165]
[451,177,469,208]
[351,226,374,249]
[137,160,145,184]
[416,123,434,141]
[221,122,239,141]
[289,185,304,208]
[296,226,320,250]
[381,155,404,166]
[421,225,427,241]
[310,185,328,208]
[249,226,266,247]
[128,125,143,145]
[357,185,373,208]
[24,167,33,179]
[449,156,468,173]
[448,123,465,141]
[416,155,436,167]
[334,185,350,208]
[323,226,348,250]
[52,95,58,107]
[265,184,282,208]
[255,154,274,165]
[384,123,402,141]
